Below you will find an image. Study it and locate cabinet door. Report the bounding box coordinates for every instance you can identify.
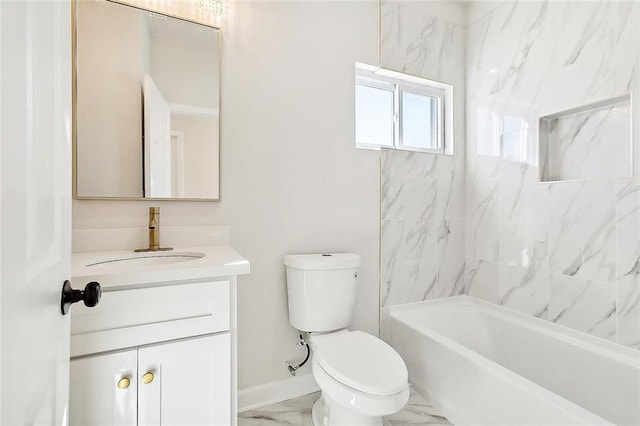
[138,334,231,425]
[69,350,137,425]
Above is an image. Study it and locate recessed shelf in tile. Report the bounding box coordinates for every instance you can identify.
[539,95,632,183]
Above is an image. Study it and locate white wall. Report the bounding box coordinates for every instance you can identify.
[150,25,219,109]
[73,0,379,390]
[76,1,149,197]
[171,115,219,198]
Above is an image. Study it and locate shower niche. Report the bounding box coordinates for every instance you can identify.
[539,94,632,183]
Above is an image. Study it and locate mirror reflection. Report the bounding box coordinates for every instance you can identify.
[75,0,220,200]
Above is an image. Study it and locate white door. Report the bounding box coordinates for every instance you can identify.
[138,334,231,425]
[143,75,172,198]
[69,351,137,425]
[170,131,185,198]
[0,1,73,425]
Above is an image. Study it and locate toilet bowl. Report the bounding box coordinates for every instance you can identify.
[309,330,409,426]
[284,253,409,425]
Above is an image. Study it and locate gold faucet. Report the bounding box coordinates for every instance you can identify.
[135,207,173,252]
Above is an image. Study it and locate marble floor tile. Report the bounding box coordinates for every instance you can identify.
[385,389,452,425]
[238,389,451,426]
[238,392,317,426]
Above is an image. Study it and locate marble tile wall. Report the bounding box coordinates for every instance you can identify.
[465,1,640,349]
[540,98,632,182]
[379,2,467,309]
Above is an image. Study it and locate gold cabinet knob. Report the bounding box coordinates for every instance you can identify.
[117,377,130,389]
[142,372,154,384]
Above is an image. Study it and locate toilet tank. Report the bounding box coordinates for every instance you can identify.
[284,253,360,333]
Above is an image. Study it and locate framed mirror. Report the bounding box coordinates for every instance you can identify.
[73,0,220,200]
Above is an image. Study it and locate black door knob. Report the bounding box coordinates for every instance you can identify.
[61,280,102,315]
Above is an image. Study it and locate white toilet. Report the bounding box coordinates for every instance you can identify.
[284,253,409,426]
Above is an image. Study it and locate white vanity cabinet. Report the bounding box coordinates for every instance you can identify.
[69,245,249,426]
[137,334,230,425]
[70,334,230,425]
[70,350,138,425]
[69,278,234,425]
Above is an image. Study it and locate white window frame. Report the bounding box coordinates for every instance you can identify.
[354,74,396,150]
[355,65,450,155]
[397,81,445,154]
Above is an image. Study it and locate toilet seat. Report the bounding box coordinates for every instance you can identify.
[312,356,410,419]
[313,330,408,396]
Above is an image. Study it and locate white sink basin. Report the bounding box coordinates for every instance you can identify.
[85,252,205,268]
[72,246,250,290]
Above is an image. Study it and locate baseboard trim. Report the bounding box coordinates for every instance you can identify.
[238,374,320,413]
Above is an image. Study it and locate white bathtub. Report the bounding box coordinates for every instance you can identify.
[386,296,640,425]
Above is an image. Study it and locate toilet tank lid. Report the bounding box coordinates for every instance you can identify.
[284,253,360,270]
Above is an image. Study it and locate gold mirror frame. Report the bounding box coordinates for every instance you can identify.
[71,0,222,201]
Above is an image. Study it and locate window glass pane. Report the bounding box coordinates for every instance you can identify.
[402,91,439,150]
[355,84,394,147]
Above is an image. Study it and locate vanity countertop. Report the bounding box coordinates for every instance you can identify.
[71,245,250,290]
